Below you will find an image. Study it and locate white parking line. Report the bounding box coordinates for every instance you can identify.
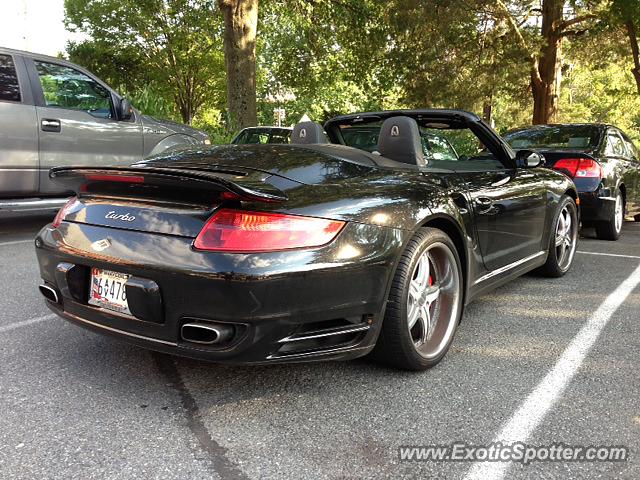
[0,314,57,334]
[0,239,33,247]
[577,250,640,260]
[464,262,640,480]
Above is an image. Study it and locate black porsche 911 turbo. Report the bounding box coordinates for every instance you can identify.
[35,109,579,371]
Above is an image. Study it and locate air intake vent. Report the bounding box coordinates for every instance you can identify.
[271,315,373,358]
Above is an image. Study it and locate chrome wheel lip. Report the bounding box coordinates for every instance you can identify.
[614,193,624,234]
[406,242,461,360]
[554,204,578,271]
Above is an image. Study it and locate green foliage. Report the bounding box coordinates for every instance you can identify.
[257,0,397,125]
[192,106,233,143]
[128,85,178,120]
[560,60,640,142]
[64,0,225,124]
[62,0,640,141]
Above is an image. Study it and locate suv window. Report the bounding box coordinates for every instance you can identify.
[35,61,113,118]
[604,131,627,157]
[0,54,21,102]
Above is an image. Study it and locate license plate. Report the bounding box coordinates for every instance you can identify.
[89,268,131,315]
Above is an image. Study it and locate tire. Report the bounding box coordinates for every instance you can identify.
[373,228,464,371]
[538,195,579,278]
[595,191,624,241]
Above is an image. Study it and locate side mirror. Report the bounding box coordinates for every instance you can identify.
[119,98,133,121]
[515,149,545,168]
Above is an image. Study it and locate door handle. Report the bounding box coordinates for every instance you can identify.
[41,119,61,133]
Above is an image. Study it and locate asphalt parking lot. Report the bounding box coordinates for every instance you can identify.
[1,212,639,479]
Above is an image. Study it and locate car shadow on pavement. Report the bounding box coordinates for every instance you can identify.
[0,212,55,239]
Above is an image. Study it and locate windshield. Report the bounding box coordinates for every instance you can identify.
[503,125,600,150]
[334,118,505,171]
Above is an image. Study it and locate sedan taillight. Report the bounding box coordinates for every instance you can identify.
[554,158,602,179]
[193,209,346,252]
[52,197,79,228]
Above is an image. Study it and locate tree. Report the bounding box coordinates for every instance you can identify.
[258,0,393,124]
[65,0,225,124]
[217,0,259,131]
[493,0,601,124]
[610,0,640,94]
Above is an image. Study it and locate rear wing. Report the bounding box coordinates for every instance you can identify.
[49,166,289,204]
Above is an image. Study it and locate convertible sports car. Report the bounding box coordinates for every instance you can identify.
[35,110,579,371]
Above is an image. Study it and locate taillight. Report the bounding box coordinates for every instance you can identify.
[52,197,79,228]
[193,209,346,252]
[554,158,602,178]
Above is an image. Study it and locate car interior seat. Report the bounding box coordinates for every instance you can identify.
[291,121,328,144]
[377,116,426,166]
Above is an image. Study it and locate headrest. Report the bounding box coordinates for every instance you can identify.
[291,121,328,144]
[377,116,426,166]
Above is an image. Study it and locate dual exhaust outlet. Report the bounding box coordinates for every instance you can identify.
[39,284,233,346]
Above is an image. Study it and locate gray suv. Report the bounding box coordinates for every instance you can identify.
[0,47,209,210]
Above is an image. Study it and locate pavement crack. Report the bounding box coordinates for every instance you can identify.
[153,352,249,480]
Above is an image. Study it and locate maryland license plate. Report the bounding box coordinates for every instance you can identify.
[89,268,131,315]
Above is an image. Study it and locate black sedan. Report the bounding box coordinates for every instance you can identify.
[504,124,640,240]
[36,110,578,371]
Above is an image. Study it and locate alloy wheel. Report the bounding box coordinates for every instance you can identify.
[614,193,624,234]
[554,205,577,270]
[406,242,461,360]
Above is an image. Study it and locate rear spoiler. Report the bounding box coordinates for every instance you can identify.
[49,166,288,203]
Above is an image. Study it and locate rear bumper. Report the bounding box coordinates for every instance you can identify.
[578,190,616,224]
[35,221,406,364]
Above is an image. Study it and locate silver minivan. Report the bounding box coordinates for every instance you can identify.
[0,47,209,208]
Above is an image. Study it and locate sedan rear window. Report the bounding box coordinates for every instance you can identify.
[503,125,600,150]
[0,54,21,102]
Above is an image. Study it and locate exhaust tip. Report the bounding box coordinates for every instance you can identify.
[181,322,234,345]
[39,284,59,304]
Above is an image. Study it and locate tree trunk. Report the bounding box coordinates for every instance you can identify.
[532,0,563,124]
[626,20,640,95]
[218,0,259,131]
[482,95,493,126]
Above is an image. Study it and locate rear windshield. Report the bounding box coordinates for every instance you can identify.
[503,125,600,150]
